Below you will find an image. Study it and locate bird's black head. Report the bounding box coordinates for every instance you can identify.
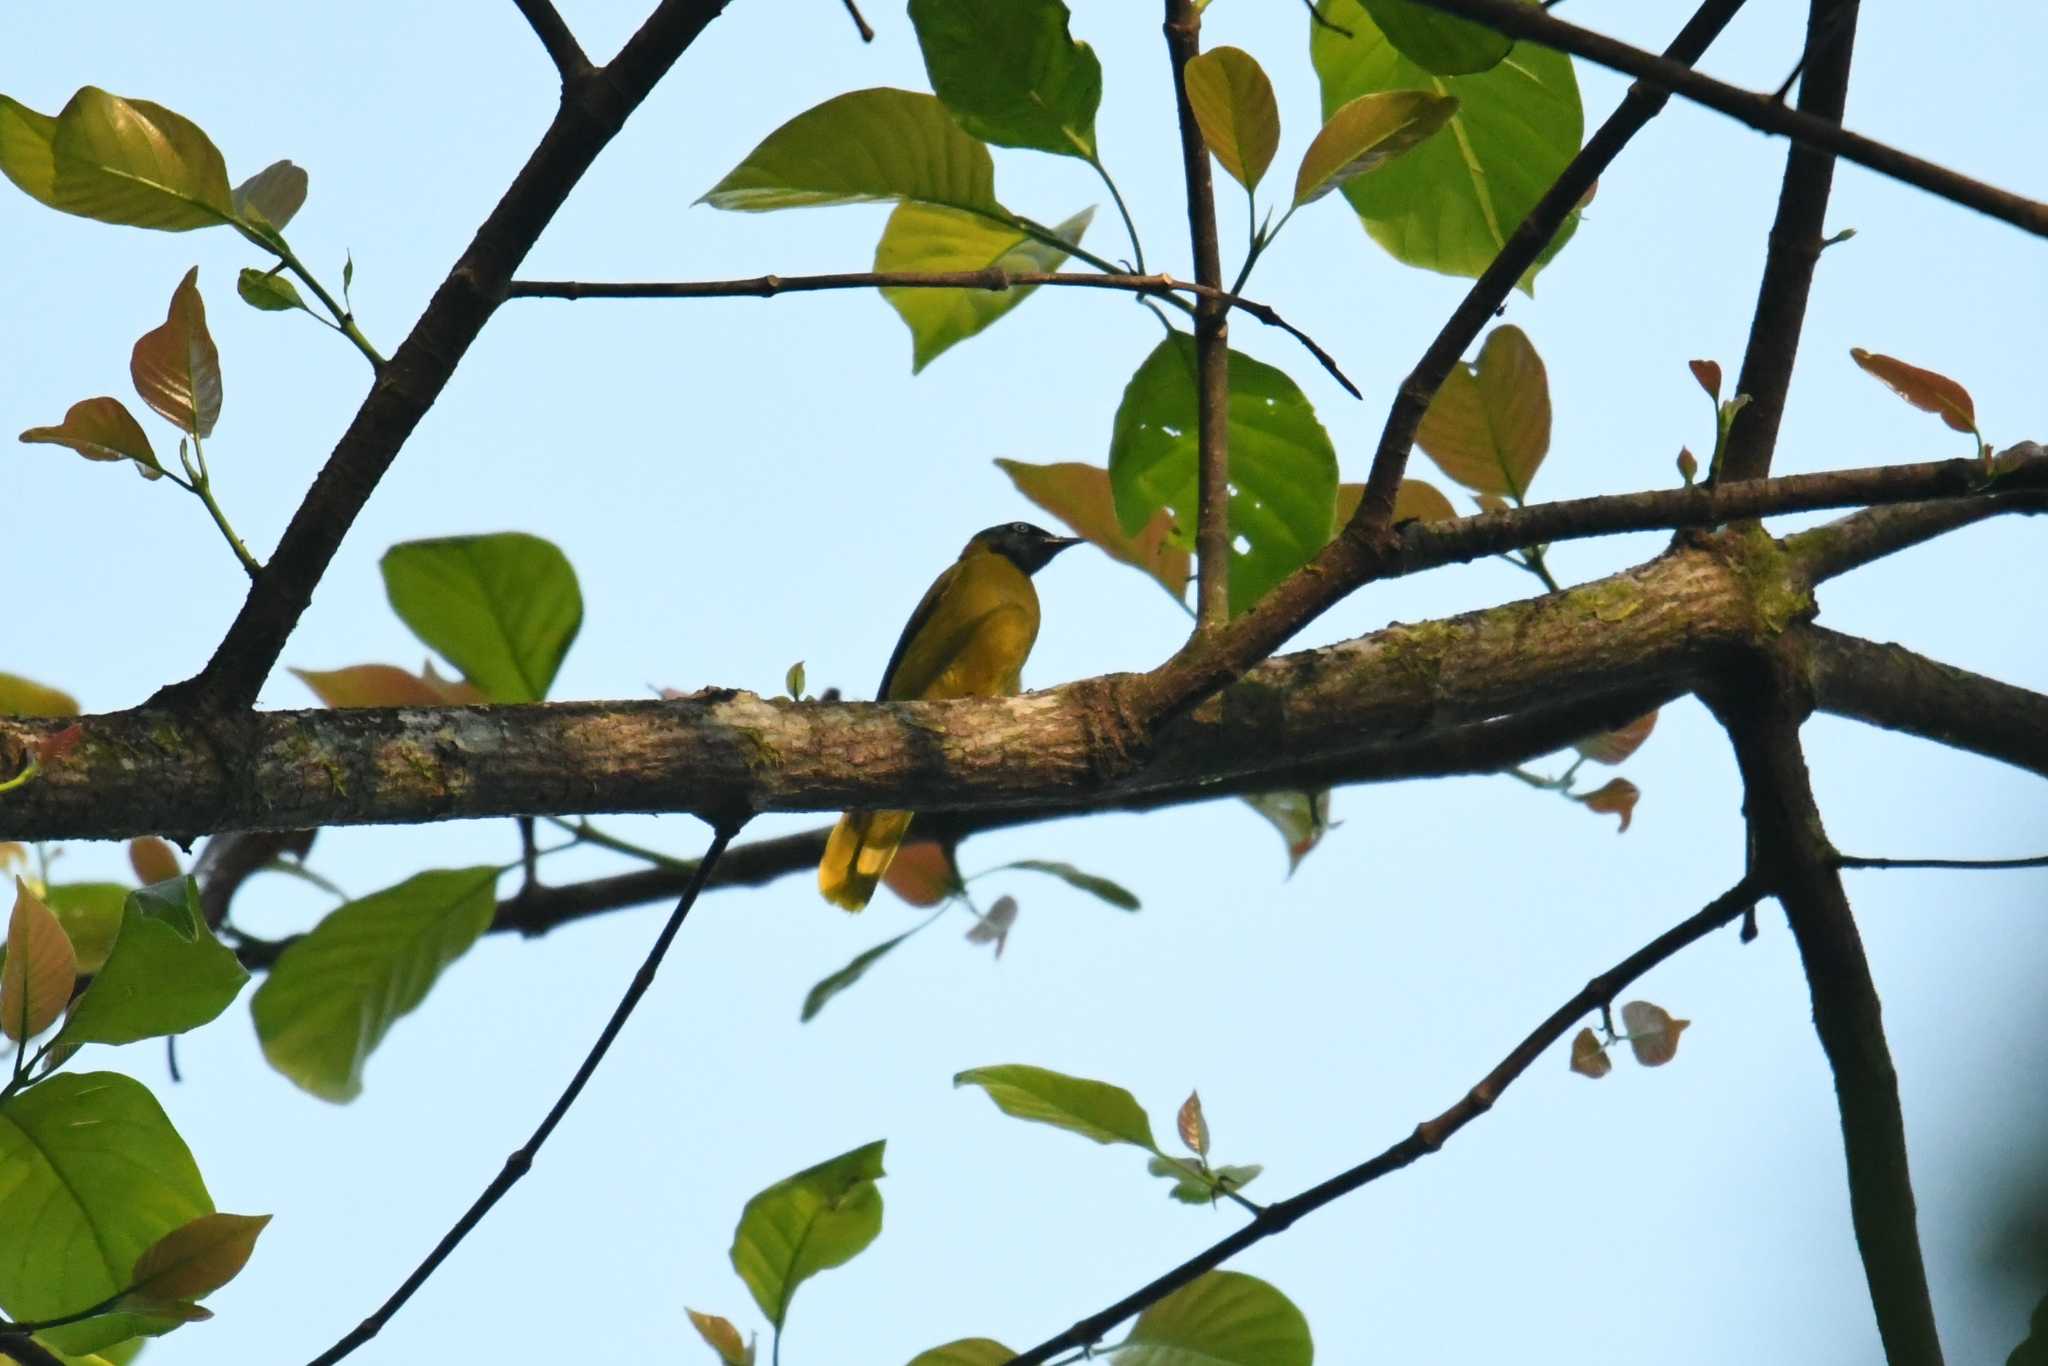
[966,521,1082,576]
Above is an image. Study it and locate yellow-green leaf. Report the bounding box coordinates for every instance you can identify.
[122,1213,270,1305]
[0,673,78,717]
[380,533,583,704]
[0,95,60,202]
[700,89,1002,216]
[236,267,307,314]
[729,1140,887,1329]
[59,878,249,1047]
[1123,1271,1312,1366]
[996,459,1188,601]
[686,1308,755,1366]
[906,1341,1015,1366]
[1243,789,1333,873]
[1849,347,1979,435]
[954,1064,1157,1149]
[1184,47,1281,191]
[18,397,162,476]
[875,203,1093,371]
[4,878,77,1041]
[129,268,222,438]
[2,87,234,231]
[1294,88,1458,206]
[909,0,1102,158]
[1414,324,1549,497]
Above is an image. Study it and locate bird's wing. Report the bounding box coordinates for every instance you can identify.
[876,559,965,700]
[879,554,1038,702]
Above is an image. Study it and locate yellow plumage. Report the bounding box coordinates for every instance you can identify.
[818,524,1075,911]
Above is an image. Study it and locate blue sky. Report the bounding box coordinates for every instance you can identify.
[3,2,2045,1363]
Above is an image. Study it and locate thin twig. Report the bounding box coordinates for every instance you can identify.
[302,821,742,1366]
[507,269,1360,397]
[1838,853,2048,872]
[1164,0,1235,629]
[837,0,874,42]
[510,0,592,78]
[1006,878,1764,1364]
[1407,0,2048,238]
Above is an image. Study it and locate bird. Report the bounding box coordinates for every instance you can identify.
[818,521,1080,911]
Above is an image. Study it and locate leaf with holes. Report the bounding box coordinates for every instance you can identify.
[997,458,1188,601]
[1293,88,1458,206]
[1184,47,1280,191]
[729,1140,886,1329]
[1849,348,1978,434]
[380,533,582,703]
[700,89,1002,216]
[130,268,222,438]
[19,397,163,477]
[875,203,1093,371]
[1414,324,1550,498]
[908,0,1101,158]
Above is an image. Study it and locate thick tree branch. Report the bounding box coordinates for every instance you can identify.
[1710,652,1943,1364]
[1802,626,2048,780]
[511,0,592,78]
[1719,0,1858,483]
[506,269,1358,396]
[1410,0,2048,239]
[1163,0,1234,628]
[155,0,732,714]
[1006,877,1764,1365]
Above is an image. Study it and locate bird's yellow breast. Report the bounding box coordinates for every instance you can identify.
[881,548,1041,702]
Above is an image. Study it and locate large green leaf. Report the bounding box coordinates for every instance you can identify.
[1358,0,1513,75]
[1183,46,1281,192]
[0,1072,212,1354]
[729,1140,886,1329]
[1122,1271,1313,1366]
[700,89,1002,215]
[908,0,1102,158]
[0,88,232,231]
[953,1064,1157,1149]
[380,533,582,704]
[1310,0,1582,285]
[58,878,247,1047]
[1107,334,1337,617]
[876,204,1093,371]
[249,867,499,1102]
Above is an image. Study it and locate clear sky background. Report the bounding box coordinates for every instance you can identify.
[4,2,2045,1363]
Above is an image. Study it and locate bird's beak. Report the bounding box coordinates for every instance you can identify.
[1046,536,1083,560]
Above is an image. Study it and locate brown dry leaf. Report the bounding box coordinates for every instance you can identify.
[18,395,163,476]
[996,459,1189,600]
[1414,325,1550,498]
[686,1308,756,1366]
[129,836,182,885]
[1569,1027,1611,1079]
[883,840,960,908]
[964,894,1017,958]
[130,266,223,437]
[1577,778,1639,832]
[1620,1000,1691,1066]
[1849,347,1978,434]
[2,877,77,1041]
[1688,359,1722,400]
[291,662,487,708]
[124,1212,271,1304]
[1573,710,1659,766]
[1177,1090,1210,1158]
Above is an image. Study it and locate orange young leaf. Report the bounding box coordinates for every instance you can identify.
[125,1212,272,1304]
[1414,325,1551,498]
[1577,777,1639,832]
[1569,1027,1611,1079]
[18,395,163,476]
[1849,348,1978,434]
[291,662,488,708]
[3,877,78,1041]
[130,266,223,437]
[686,1308,756,1366]
[1687,359,1721,400]
[996,459,1189,601]
[1573,710,1658,766]
[1177,1090,1210,1158]
[1620,1000,1691,1066]
[882,840,960,908]
[1677,447,1699,484]
[129,836,182,885]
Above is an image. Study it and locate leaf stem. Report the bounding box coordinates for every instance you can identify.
[236,222,387,370]
[1087,155,1147,273]
[185,435,263,579]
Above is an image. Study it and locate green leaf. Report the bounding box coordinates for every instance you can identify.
[0,1072,213,1355]
[1147,1155,1265,1205]
[1357,0,1513,75]
[876,203,1094,372]
[40,883,128,974]
[250,867,499,1102]
[996,859,1138,910]
[729,1140,887,1329]
[380,533,583,703]
[1412,324,1549,498]
[128,267,222,439]
[0,88,232,231]
[1107,333,1337,616]
[1183,46,1281,192]
[18,397,162,476]
[1311,0,1582,286]
[236,268,307,314]
[905,1341,1015,1366]
[1293,89,1458,207]
[120,1212,270,1307]
[1243,789,1334,874]
[230,160,306,230]
[801,931,914,1023]
[700,89,1002,216]
[908,0,1102,158]
[953,1064,1157,1149]
[59,879,249,1047]
[1122,1271,1312,1366]
[0,673,79,717]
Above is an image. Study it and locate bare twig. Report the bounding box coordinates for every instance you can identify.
[1005,878,1764,1365]
[302,822,742,1366]
[1164,0,1234,628]
[1718,0,1859,483]
[1407,0,2048,238]
[1838,853,2048,872]
[1802,626,2048,780]
[510,0,591,78]
[838,0,874,42]
[506,270,1360,396]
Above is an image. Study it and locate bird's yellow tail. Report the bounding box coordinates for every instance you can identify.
[818,808,915,912]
